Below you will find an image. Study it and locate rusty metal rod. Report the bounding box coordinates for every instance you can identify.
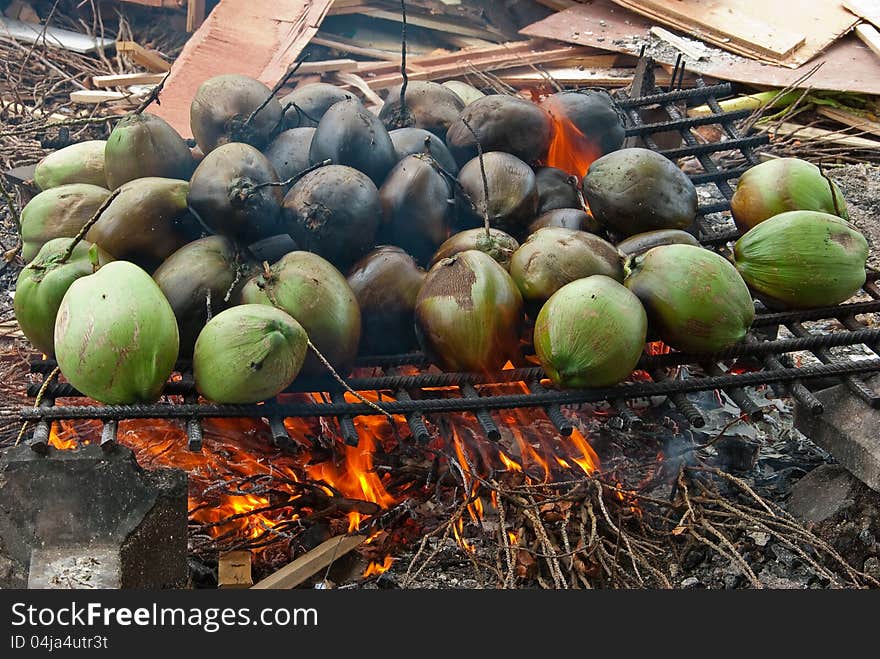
[18,358,880,422]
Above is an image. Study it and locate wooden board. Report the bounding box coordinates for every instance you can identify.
[521,0,880,95]
[616,0,803,61]
[612,0,858,67]
[855,22,880,59]
[218,550,253,589]
[149,0,333,137]
[357,41,612,90]
[844,0,880,29]
[92,72,167,88]
[817,106,880,139]
[116,41,171,72]
[251,535,365,589]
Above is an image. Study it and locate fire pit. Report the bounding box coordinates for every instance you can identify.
[12,73,880,589]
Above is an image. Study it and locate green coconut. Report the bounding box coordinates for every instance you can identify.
[510,227,623,307]
[441,80,485,106]
[625,244,755,353]
[534,275,647,388]
[14,238,114,355]
[429,228,520,272]
[734,210,868,309]
[104,112,194,189]
[415,250,523,372]
[730,158,847,232]
[615,229,700,258]
[85,177,197,271]
[34,140,107,190]
[241,251,361,377]
[193,304,308,404]
[54,261,179,403]
[582,147,697,236]
[153,235,256,356]
[19,183,110,262]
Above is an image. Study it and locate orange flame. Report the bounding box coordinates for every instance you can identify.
[568,428,600,476]
[545,115,603,179]
[363,556,394,577]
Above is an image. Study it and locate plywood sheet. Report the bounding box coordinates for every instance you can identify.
[148,0,333,137]
[521,0,880,95]
[614,0,803,62]
[613,0,857,67]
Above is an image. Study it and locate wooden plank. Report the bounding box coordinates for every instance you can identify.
[649,26,707,61]
[356,8,506,42]
[614,0,804,61]
[496,66,684,88]
[361,43,612,90]
[186,0,206,33]
[817,106,880,139]
[218,550,253,589]
[521,1,880,95]
[116,41,171,72]
[759,122,880,150]
[251,535,366,589]
[295,59,360,75]
[334,72,385,108]
[611,0,858,67]
[855,22,880,59]
[148,0,334,138]
[844,0,880,30]
[116,0,185,7]
[92,72,167,88]
[70,90,135,104]
[311,33,402,61]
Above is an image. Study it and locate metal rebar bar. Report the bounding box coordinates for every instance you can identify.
[30,328,880,402]
[460,383,501,441]
[18,358,880,422]
[184,383,203,451]
[616,82,733,108]
[394,389,431,443]
[268,416,294,450]
[703,362,763,421]
[330,392,360,446]
[787,322,880,408]
[657,134,768,161]
[28,396,55,454]
[651,369,705,428]
[623,108,753,137]
[745,336,823,415]
[612,399,644,431]
[528,380,573,436]
[100,419,118,451]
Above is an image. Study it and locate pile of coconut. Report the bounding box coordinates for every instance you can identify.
[13,74,869,405]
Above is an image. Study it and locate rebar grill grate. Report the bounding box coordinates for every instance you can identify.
[20,79,880,451]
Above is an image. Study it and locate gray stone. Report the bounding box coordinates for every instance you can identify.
[0,444,187,589]
[793,378,880,492]
[864,557,880,581]
[680,576,702,589]
[786,464,858,525]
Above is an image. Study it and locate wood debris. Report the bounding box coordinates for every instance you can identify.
[251,534,366,589]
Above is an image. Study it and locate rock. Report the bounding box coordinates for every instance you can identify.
[786,464,858,524]
[0,444,187,589]
[864,557,880,581]
[770,544,798,569]
[680,576,702,589]
[793,377,880,491]
[748,530,771,547]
